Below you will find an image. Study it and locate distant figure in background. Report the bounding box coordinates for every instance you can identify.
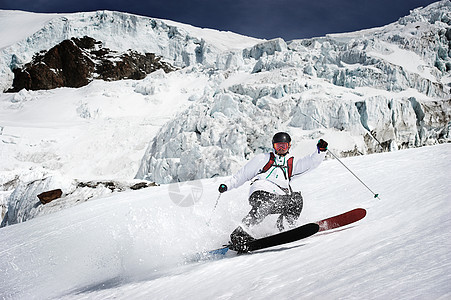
[218,132,328,252]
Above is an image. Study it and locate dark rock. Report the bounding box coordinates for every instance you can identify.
[37,189,63,204]
[130,182,157,190]
[77,181,119,191]
[7,36,175,92]
[77,180,157,191]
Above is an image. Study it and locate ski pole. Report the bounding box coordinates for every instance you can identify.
[298,111,380,199]
[328,149,380,199]
[207,193,222,225]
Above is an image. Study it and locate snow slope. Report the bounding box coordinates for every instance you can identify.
[0,144,450,299]
[0,10,58,49]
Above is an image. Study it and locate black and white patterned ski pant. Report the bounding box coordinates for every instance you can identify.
[241,190,303,230]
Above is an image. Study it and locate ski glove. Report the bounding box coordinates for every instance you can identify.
[218,184,228,193]
[317,139,328,152]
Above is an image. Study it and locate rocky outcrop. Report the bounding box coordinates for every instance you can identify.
[37,189,63,204]
[0,176,158,227]
[7,36,175,92]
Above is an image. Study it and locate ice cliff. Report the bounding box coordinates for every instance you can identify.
[136,1,451,183]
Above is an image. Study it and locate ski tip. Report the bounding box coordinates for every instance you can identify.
[316,208,367,232]
[358,207,367,214]
[209,247,230,256]
[189,246,230,262]
[351,208,367,219]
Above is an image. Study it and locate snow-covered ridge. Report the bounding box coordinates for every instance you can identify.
[0,9,263,91]
[1,173,157,227]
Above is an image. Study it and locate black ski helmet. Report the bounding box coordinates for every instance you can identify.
[272,132,291,144]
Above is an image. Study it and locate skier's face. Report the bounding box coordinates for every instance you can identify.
[273,142,290,156]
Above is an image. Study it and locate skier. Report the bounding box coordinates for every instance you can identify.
[218,132,328,252]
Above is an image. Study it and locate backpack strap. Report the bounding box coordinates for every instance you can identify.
[287,157,294,180]
[261,152,275,173]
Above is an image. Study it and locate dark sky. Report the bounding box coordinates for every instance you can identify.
[0,0,440,40]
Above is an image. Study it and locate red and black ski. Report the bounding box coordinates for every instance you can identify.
[196,208,367,260]
[316,208,367,232]
[202,222,319,258]
[243,208,367,252]
[245,222,319,252]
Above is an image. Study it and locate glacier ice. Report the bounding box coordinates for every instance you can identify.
[134,1,450,183]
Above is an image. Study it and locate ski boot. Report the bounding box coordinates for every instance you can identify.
[229,226,256,254]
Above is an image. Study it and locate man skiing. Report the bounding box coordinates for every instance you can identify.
[218,132,328,252]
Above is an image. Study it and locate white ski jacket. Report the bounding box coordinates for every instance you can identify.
[226,150,326,196]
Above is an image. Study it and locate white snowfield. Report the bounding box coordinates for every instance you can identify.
[0,144,449,299]
[0,1,450,298]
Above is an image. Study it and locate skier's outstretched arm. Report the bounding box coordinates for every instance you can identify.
[292,139,328,176]
[218,153,269,193]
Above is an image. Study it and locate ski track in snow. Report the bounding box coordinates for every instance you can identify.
[0,144,450,299]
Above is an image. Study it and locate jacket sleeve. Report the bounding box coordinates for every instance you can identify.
[226,153,269,190]
[292,150,326,177]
